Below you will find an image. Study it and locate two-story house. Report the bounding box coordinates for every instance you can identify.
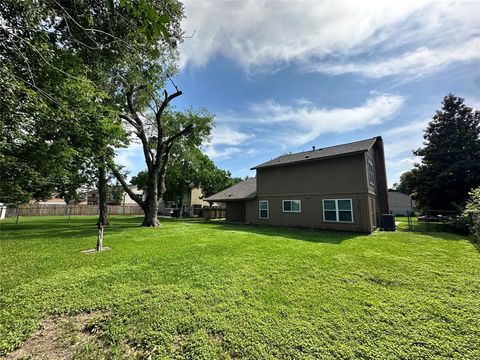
[205,136,389,233]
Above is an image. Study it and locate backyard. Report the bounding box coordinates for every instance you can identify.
[0,216,479,359]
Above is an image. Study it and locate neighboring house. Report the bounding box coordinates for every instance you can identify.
[84,186,143,205]
[206,137,389,233]
[388,189,416,215]
[159,186,212,215]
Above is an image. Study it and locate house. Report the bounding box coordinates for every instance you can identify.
[388,189,416,215]
[159,186,212,216]
[205,136,389,233]
[83,186,143,205]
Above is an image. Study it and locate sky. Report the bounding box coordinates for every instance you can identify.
[116,0,480,187]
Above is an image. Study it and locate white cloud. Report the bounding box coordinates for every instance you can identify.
[248,94,404,146]
[209,126,252,146]
[203,125,252,160]
[115,142,143,169]
[204,146,242,160]
[311,38,480,78]
[382,118,430,186]
[180,0,479,77]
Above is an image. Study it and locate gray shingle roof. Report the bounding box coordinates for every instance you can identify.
[205,177,257,202]
[251,137,379,170]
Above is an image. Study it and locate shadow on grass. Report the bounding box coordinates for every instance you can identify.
[0,215,147,241]
[196,220,360,245]
[395,217,479,251]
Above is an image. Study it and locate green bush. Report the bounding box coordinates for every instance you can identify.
[462,187,480,242]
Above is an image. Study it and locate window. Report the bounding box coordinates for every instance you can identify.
[259,200,269,219]
[368,159,375,185]
[323,199,353,223]
[282,200,301,213]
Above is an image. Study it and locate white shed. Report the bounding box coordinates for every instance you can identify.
[388,190,416,215]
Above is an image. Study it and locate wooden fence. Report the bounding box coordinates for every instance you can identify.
[5,204,144,217]
[203,206,226,220]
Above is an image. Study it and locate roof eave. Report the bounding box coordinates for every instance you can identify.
[251,149,370,170]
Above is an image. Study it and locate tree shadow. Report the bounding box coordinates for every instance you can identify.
[0,216,146,241]
[196,220,362,245]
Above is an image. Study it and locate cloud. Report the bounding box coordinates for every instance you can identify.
[203,125,252,160]
[115,142,143,169]
[209,126,252,146]
[204,146,242,160]
[310,38,480,78]
[247,94,404,146]
[382,118,430,186]
[180,0,479,77]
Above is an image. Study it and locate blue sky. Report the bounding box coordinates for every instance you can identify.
[116,0,480,187]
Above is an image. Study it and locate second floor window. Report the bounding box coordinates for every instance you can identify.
[282,200,301,213]
[368,159,375,185]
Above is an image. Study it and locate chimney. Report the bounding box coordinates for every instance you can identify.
[312,146,316,151]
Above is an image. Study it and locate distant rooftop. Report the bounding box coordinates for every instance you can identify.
[251,137,380,170]
[205,177,257,202]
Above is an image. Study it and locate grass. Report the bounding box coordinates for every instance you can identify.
[0,215,479,359]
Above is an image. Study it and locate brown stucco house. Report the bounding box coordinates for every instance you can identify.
[205,136,389,233]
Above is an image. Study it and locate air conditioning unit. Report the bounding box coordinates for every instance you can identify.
[381,214,396,231]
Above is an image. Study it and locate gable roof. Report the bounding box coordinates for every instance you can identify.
[251,137,379,170]
[204,177,257,202]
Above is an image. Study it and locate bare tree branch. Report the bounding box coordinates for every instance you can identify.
[107,161,144,208]
[165,124,194,146]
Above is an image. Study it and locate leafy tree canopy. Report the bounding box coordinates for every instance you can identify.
[406,94,480,210]
[0,0,184,205]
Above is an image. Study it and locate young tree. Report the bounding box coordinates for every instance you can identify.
[410,94,480,210]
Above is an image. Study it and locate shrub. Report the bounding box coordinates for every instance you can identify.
[462,187,480,242]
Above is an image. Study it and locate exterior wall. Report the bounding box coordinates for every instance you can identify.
[245,193,371,232]
[388,191,414,215]
[372,139,389,215]
[247,154,372,232]
[188,187,210,207]
[122,186,144,205]
[226,202,246,222]
[257,153,368,196]
[365,139,389,227]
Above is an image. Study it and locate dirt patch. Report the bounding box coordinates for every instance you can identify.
[5,312,107,360]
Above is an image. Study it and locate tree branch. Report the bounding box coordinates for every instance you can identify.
[124,87,154,170]
[154,88,183,166]
[157,144,173,201]
[165,124,194,146]
[107,161,144,208]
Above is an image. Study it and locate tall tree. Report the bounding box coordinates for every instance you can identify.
[109,108,213,226]
[393,170,416,195]
[0,0,184,229]
[410,94,480,210]
[163,148,242,211]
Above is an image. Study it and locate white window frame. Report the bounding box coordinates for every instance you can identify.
[322,199,354,223]
[282,200,301,213]
[259,200,269,219]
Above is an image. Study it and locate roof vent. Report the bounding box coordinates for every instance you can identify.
[312,146,315,151]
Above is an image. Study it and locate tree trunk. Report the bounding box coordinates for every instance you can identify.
[141,171,160,227]
[97,164,109,226]
[177,190,184,219]
[96,222,103,251]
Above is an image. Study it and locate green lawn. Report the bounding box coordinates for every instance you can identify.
[1,216,479,359]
